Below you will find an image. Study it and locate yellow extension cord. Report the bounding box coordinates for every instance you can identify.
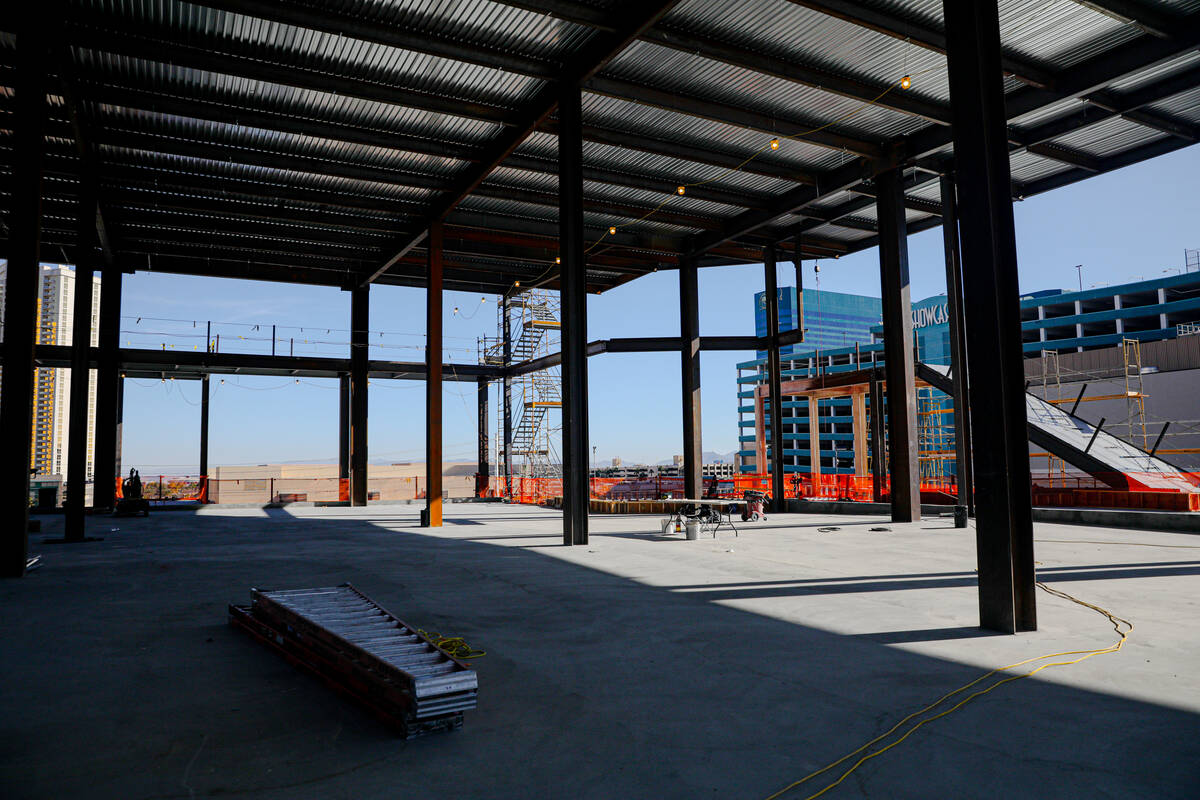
[764,581,1133,800]
[417,629,487,660]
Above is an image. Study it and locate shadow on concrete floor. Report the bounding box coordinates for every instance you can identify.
[4,509,1198,799]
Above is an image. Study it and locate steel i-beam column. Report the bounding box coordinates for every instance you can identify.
[501,295,513,499]
[875,168,921,522]
[869,376,886,502]
[93,259,122,511]
[559,86,590,546]
[199,374,210,495]
[425,222,444,527]
[476,377,489,497]
[764,246,786,512]
[940,173,975,515]
[680,258,703,499]
[349,285,369,507]
[0,29,48,576]
[944,0,1036,633]
[794,231,804,296]
[338,374,350,492]
[64,189,98,541]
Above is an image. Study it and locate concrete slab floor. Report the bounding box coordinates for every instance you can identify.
[2,504,1198,799]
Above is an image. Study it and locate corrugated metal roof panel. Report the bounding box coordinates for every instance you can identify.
[580,92,845,174]
[1008,149,1074,184]
[998,0,1143,70]
[803,222,874,243]
[456,194,695,238]
[521,119,805,197]
[511,130,792,200]
[97,145,438,205]
[1107,51,1200,92]
[95,105,468,178]
[1052,115,1168,157]
[603,39,927,140]
[97,0,548,110]
[1148,84,1200,124]
[483,165,743,218]
[326,0,599,65]
[74,50,507,148]
[666,0,952,105]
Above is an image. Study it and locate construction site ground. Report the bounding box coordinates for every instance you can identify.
[3,504,1198,798]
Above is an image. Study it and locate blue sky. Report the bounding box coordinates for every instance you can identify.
[117,144,1200,475]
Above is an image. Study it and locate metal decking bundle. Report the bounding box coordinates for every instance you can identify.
[228,583,477,739]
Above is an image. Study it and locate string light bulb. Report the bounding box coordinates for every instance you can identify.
[555,256,561,264]
[609,226,617,235]
[515,281,521,287]
[769,138,780,150]
[676,185,686,195]
[900,75,911,90]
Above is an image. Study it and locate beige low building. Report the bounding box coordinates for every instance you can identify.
[208,462,479,504]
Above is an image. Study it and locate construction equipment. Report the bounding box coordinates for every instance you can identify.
[228,584,478,739]
[741,489,768,521]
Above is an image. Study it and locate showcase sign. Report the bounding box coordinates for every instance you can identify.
[912,301,949,330]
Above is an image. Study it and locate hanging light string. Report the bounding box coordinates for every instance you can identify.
[581,69,935,256]
[451,296,488,320]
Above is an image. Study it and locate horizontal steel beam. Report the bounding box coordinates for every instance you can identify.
[23,343,502,381]
[507,334,766,376]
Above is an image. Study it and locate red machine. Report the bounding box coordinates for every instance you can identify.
[741,490,768,522]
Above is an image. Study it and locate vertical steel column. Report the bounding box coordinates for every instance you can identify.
[199,374,210,486]
[64,188,98,541]
[501,295,513,499]
[852,391,868,476]
[425,222,444,527]
[808,396,821,479]
[869,376,885,502]
[944,0,1036,633]
[476,377,489,497]
[559,85,589,545]
[679,258,702,499]
[0,29,47,575]
[349,286,369,507]
[93,264,122,511]
[764,246,786,511]
[875,168,921,522]
[940,173,975,515]
[793,231,804,295]
[338,374,350,486]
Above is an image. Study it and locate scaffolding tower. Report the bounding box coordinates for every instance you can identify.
[479,289,562,487]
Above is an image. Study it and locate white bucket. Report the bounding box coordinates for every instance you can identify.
[685,520,700,540]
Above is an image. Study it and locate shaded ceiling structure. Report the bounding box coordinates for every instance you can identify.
[2,0,1198,293]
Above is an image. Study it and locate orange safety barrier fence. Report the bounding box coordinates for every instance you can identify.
[485,469,1199,512]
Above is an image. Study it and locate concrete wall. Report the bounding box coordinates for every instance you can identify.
[208,462,479,504]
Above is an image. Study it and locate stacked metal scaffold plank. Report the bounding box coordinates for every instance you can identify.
[228,584,477,739]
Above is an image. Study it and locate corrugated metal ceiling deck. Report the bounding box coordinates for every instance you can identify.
[1,0,1197,294]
